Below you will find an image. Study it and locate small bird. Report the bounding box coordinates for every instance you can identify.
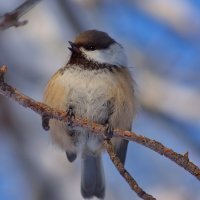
[43,30,135,199]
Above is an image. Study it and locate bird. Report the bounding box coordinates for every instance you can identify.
[43,30,135,199]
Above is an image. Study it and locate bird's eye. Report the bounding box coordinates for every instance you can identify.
[85,45,96,51]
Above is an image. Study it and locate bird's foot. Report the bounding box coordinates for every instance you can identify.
[104,123,113,140]
[42,114,50,131]
[67,106,75,127]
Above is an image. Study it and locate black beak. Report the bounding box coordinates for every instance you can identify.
[68,41,80,53]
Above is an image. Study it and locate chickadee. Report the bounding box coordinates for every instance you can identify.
[43,30,135,199]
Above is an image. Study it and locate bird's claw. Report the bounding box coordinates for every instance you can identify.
[42,114,50,131]
[67,106,75,127]
[104,123,113,140]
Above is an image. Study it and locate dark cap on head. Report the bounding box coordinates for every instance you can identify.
[74,30,116,50]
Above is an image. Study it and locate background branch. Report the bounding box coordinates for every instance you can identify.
[0,65,199,199]
[0,0,42,30]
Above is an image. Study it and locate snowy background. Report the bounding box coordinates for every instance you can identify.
[0,0,199,200]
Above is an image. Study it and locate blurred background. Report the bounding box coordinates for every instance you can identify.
[0,0,200,200]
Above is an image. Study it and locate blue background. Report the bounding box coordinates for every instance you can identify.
[0,0,199,199]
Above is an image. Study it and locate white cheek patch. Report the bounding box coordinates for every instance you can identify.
[81,43,127,67]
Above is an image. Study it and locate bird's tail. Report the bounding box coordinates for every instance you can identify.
[81,153,105,199]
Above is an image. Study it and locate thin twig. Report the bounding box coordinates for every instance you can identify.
[112,131,200,181]
[104,140,156,200]
[0,0,42,30]
[0,65,199,195]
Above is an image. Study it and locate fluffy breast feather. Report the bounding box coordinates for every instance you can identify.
[44,66,135,153]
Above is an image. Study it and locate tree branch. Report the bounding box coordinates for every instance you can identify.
[0,65,199,199]
[104,140,156,200]
[0,0,42,30]
[113,127,200,180]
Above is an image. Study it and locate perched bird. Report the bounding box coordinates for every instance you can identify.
[43,30,135,199]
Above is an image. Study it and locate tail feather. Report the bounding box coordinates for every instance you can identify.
[115,139,129,165]
[81,154,105,199]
